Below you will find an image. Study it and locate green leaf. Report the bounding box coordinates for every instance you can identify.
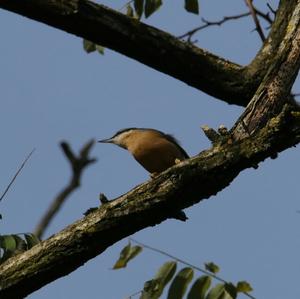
[187,275,212,299]
[95,45,105,55]
[224,283,237,299]
[205,283,224,299]
[127,245,142,263]
[83,39,96,53]
[167,267,194,299]
[216,290,234,299]
[126,4,134,17]
[205,262,220,274]
[140,279,161,299]
[113,242,131,269]
[184,0,199,14]
[153,261,177,295]
[145,0,162,18]
[236,281,253,293]
[0,235,17,263]
[206,284,235,299]
[134,0,144,18]
[0,235,17,251]
[0,234,40,264]
[83,39,105,55]
[24,233,40,249]
[140,261,177,299]
[113,243,142,269]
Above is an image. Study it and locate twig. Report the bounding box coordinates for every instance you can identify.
[34,140,96,239]
[0,148,35,202]
[245,0,266,41]
[179,6,272,42]
[129,238,256,299]
[120,0,134,12]
[256,8,273,25]
[267,3,276,16]
[125,290,142,299]
[178,12,251,41]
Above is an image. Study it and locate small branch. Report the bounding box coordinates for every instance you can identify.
[0,149,35,202]
[34,140,96,239]
[201,125,221,145]
[129,238,255,299]
[245,0,266,41]
[178,12,251,41]
[178,6,273,42]
[99,193,109,204]
[201,125,232,147]
[256,8,273,25]
[129,238,226,283]
[267,3,276,16]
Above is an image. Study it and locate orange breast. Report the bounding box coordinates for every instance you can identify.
[131,137,186,174]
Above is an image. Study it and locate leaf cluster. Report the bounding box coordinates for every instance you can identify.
[113,242,253,299]
[130,0,199,19]
[0,233,40,263]
[139,262,252,299]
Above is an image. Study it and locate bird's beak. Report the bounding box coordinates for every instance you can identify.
[98,137,114,144]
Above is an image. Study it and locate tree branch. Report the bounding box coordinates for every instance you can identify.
[178,12,252,41]
[0,149,35,203]
[233,3,300,139]
[34,140,96,239]
[244,0,266,41]
[178,6,273,42]
[0,0,296,107]
[0,107,299,298]
[0,2,299,297]
[246,0,297,77]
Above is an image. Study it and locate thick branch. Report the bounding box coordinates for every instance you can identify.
[246,0,298,77]
[233,3,300,139]
[0,0,296,106]
[0,0,244,105]
[0,108,299,298]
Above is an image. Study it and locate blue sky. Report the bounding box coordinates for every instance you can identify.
[0,1,299,298]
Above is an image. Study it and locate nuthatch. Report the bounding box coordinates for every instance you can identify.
[98,128,189,176]
[98,128,189,221]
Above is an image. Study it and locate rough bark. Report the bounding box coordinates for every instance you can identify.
[0,0,300,298]
[232,3,300,139]
[0,0,297,106]
[0,108,299,298]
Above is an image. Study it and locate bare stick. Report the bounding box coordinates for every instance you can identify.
[34,140,96,239]
[0,149,35,202]
[267,3,277,16]
[245,0,266,41]
[178,12,251,41]
[179,3,273,42]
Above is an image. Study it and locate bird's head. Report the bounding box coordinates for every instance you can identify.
[98,128,140,150]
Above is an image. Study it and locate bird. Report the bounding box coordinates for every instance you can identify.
[98,128,189,175]
[98,128,189,221]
